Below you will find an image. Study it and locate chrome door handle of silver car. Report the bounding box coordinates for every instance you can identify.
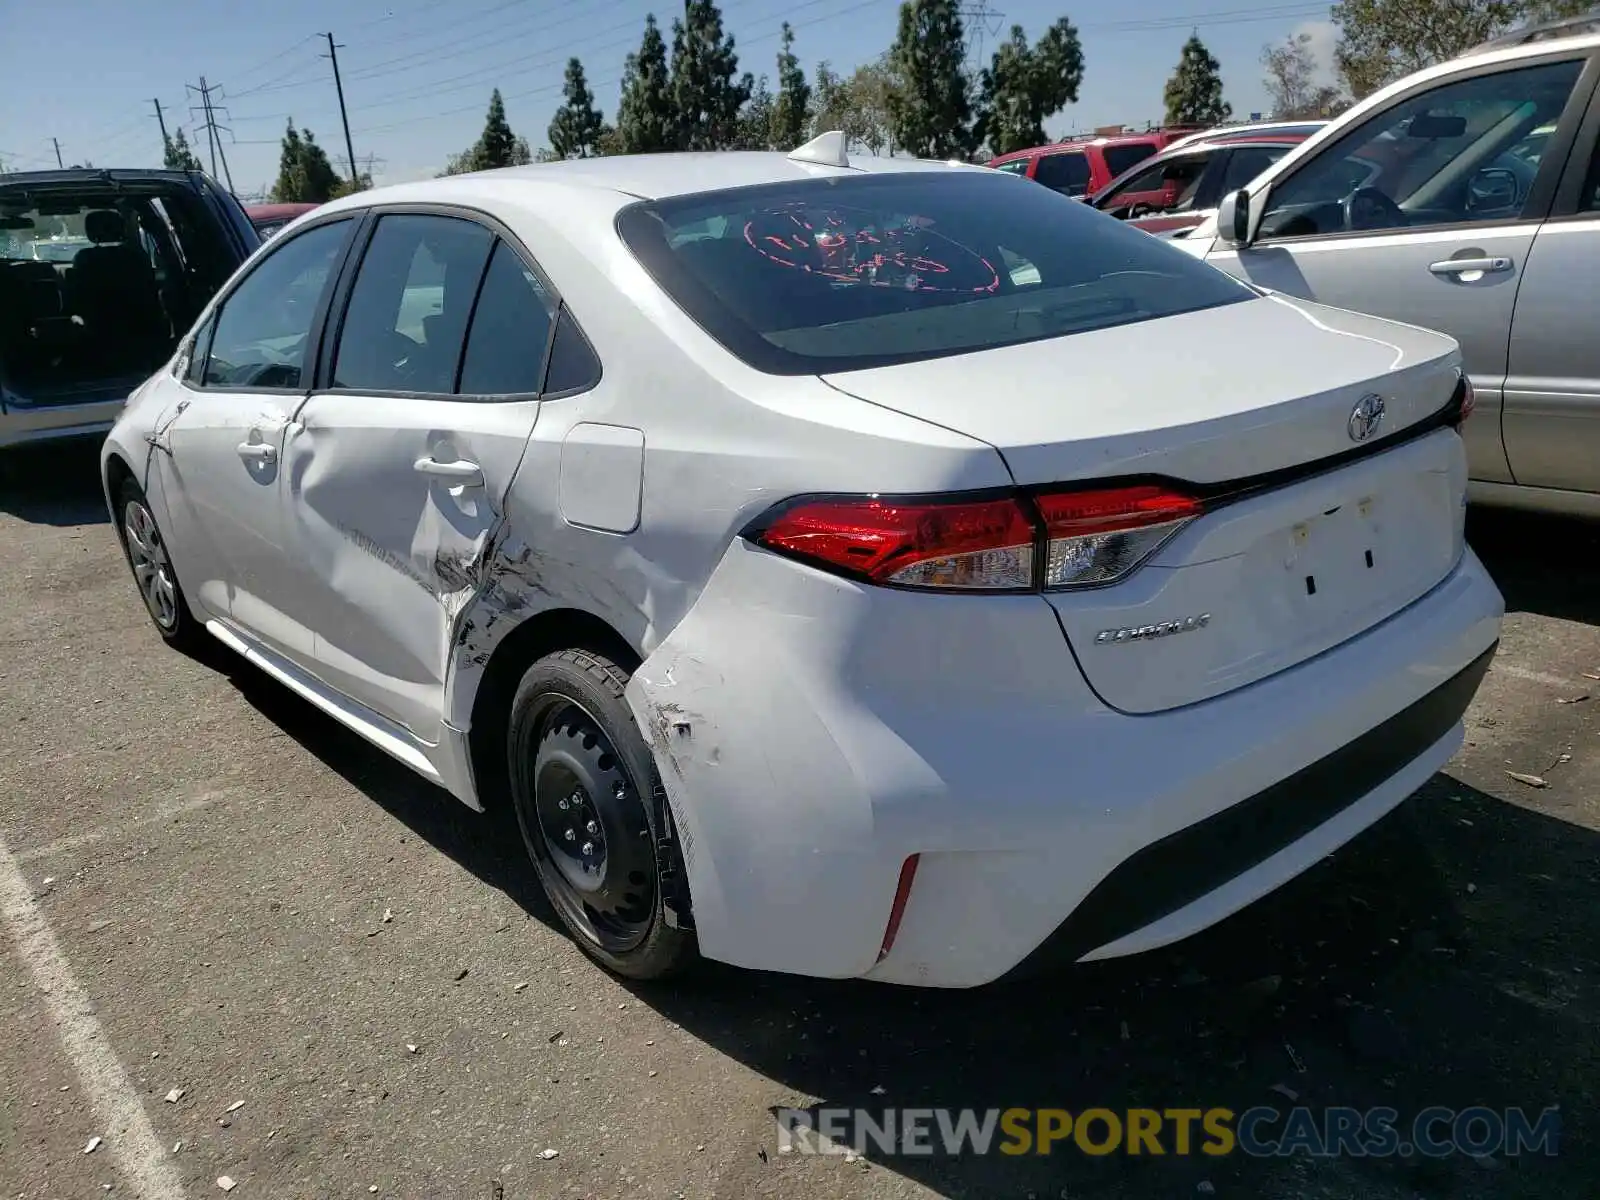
[1428,256,1512,276]
[236,442,277,464]
[414,456,484,487]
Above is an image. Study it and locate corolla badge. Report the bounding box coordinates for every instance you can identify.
[1348,393,1386,442]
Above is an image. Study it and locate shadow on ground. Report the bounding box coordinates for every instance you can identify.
[1468,508,1600,625]
[0,439,110,527]
[217,643,1599,1199]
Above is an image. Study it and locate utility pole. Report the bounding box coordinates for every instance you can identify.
[52,137,64,168]
[152,98,170,149]
[322,32,360,189]
[187,78,236,191]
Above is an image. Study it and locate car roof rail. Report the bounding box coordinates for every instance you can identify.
[1467,7,1600,54]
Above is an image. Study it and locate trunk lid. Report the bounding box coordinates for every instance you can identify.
[822,293,1469,714]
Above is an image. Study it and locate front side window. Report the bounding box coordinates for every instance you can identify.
[1032,152,1090,196]
[1097,152,1209,213]
[991,159,1031,176]
[203,219,349,390]
[1219,145,1293,195]
[616,171,1256,375]
[1258,58,1585,239]
[333,214,494,394]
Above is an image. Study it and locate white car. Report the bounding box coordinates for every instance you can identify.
[101,134,1504,988]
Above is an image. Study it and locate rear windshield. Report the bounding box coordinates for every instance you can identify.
[615,171,1254,374]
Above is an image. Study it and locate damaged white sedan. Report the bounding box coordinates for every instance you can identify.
[103,135,1504,988]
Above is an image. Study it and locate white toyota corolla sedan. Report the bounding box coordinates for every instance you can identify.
[101,134,1504,988]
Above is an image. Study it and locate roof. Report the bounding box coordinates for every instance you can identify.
[316,148,988,213]
[245,202,321,220]
[0,168,200,191]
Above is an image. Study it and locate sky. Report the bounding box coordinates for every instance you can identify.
[0,0,1340,196]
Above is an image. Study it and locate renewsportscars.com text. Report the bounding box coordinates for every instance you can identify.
[775,1105,1561,1159]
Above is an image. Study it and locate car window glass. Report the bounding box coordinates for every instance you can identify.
[992,160,1030,175]
[1220,145,1291,195]
[542,307,602,394]
[1100,154,1207,212]
[203,219,348,390]
[183,316,213,385]
[1259,58,1585,238]
[1580,140,1600,212]
[332,213,494,394]
[1103,142,1159,176]
[1033,152,1090,196]
[616,171,1256,374]
[457,241,557,395]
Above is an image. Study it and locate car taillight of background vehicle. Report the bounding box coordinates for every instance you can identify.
[751,485,1203,593]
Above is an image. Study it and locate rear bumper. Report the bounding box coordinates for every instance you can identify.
[626,541,1503,988]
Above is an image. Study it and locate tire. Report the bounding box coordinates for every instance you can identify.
[507,648,698,980]
[115,477,206,655]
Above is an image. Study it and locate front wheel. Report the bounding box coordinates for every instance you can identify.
[116,478,206,654]
[507,648,697,980]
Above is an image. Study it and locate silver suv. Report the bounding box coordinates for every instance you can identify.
[1178,15,1600,517]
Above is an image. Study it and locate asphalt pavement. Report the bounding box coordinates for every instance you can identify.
[1,441,1595,1199]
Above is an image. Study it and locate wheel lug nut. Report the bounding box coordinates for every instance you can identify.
[581,842,594,856]
[563,829,576,842]
[586,820,599,835]
[613,783,626,799]
[557,799,569,811]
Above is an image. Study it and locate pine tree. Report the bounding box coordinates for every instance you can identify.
[735,76,776,149]
[473,89,519,169]
[548,58,609,159]
[669,0,750,150]
[771,23,811,150]
[1163,34,1231,127]
[270,121,341,203]
[978,20,1084,157]
[887,0,974,159]
[163,128,204,172]
[617,14,676,153]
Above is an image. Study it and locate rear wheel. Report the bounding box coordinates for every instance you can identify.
[116,478,205,654]
[507,648,697,980]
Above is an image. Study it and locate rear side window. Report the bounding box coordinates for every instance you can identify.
[333,214,494,394]
[991,159,1031,175]
[542,308,602,395]
[457,241,556,395]
[1103,142,1159,176]
[1220,145,1292,194]
[1032,152,1090,195]
[616,171,1255,375]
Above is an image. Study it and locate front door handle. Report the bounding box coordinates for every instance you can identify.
[414,456,484,487]
[1428,256,1513,277]
[237,441,277,464]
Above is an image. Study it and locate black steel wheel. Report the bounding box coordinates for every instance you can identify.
[507,648,696,979]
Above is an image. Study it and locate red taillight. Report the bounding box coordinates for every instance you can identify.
[1455,375,1476,426]
[755,496,1036,590]
[752,484,1203,592]
[1035,485,1202,589]
[876,854,921,963]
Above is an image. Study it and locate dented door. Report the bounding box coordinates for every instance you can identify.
[278,396,541,738]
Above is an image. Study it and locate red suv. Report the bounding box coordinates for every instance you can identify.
[986,129,1204,201]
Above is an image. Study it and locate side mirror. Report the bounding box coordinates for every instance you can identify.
[1467,167,1518,213]
[1218,188,1251,245]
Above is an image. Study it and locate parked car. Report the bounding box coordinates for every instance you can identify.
[245,201,321,240]
[1174,12,1600,516]
[0,168,259,452]
[1089,124,1327,237]
[987,127,1206,201]
[1161,120,1333,155]
[102,134,1502,988]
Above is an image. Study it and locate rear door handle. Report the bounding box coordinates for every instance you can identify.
[414,456,484,487]
[1428,256,1513,276]
[236,442,277,464]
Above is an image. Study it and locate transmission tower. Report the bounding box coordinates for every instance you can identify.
[960,1,1005,59]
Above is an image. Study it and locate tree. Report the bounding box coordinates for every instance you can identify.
[734,75,777,149]
[1164,33,1231,126]
[978,19,1085,157]
[616,14,676,153]
[440,89,531,175]
[548,58,609,159]
[1333,0,1516,99]
[163,128,204,172]
[669,0,750,150]
[270,121,342,203]
[771,22,811,150]
[1260,33,1347,119]
[887,0,974,159]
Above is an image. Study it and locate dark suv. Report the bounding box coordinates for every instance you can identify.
[0,168,259,452]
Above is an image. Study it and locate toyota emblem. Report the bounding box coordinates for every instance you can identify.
[1348,394,1386,442]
